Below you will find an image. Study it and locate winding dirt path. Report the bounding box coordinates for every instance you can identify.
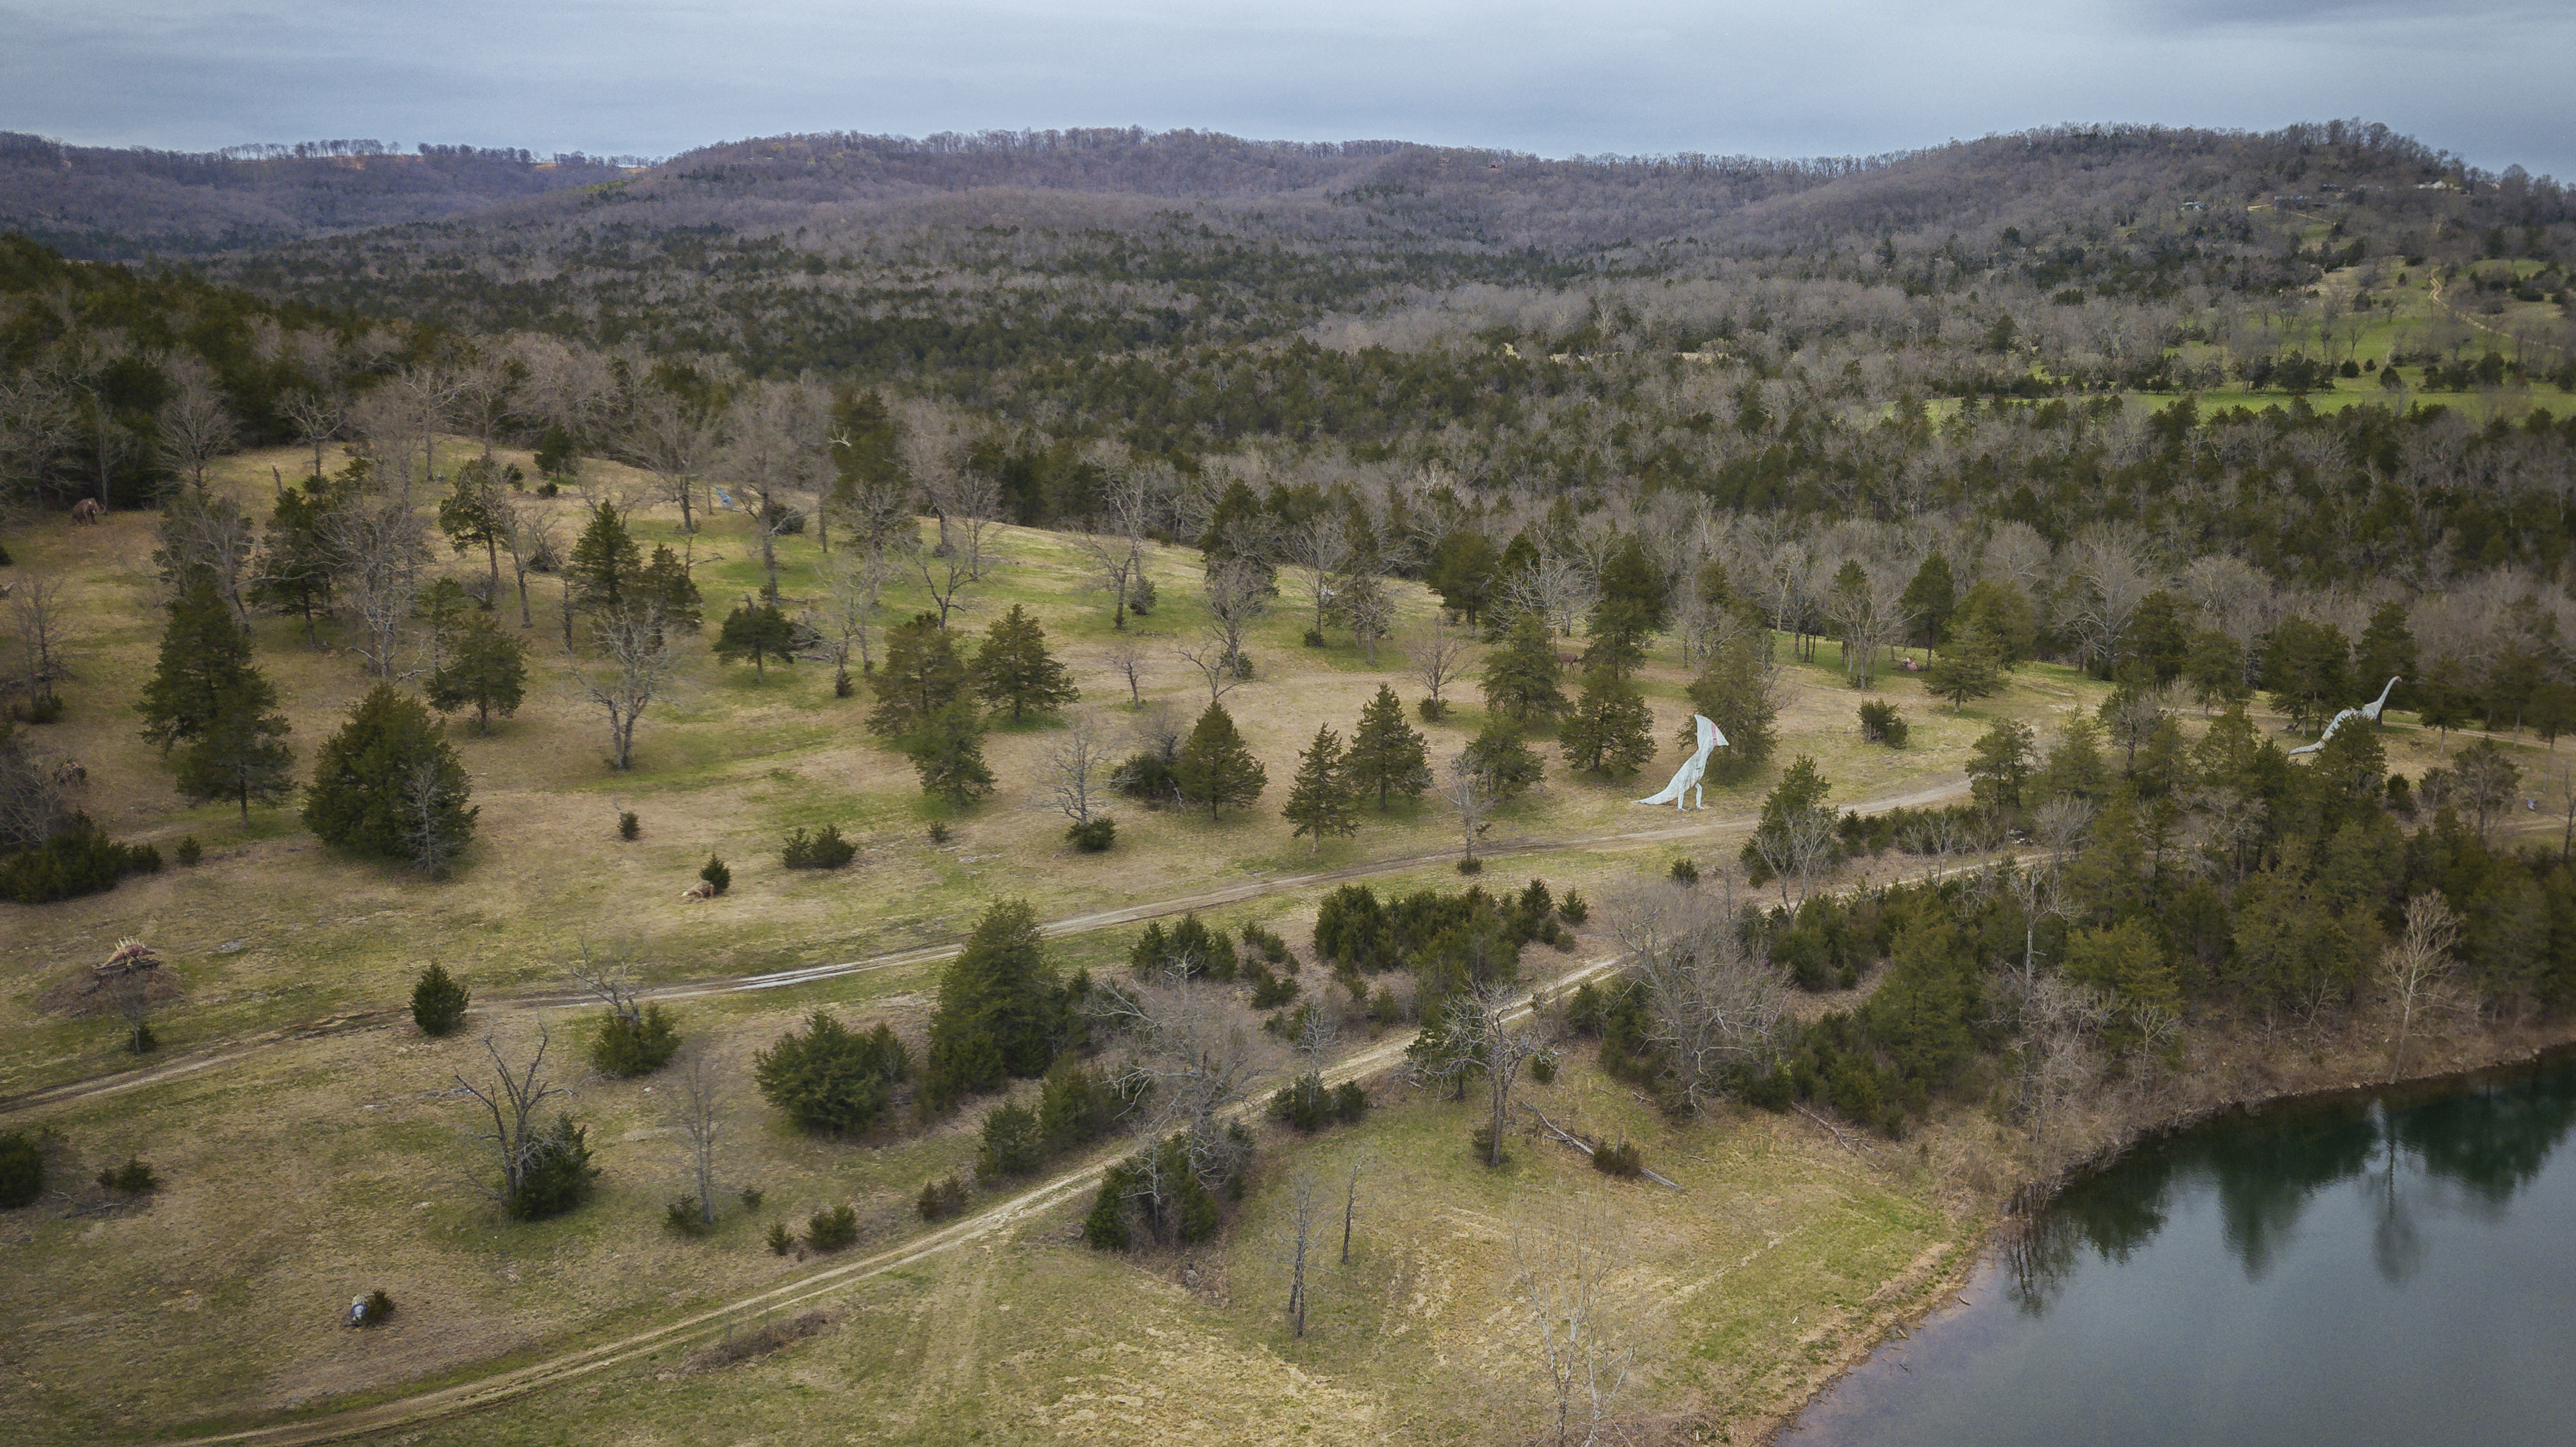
[0,775,1965,1119]
[158,950,1631,1447]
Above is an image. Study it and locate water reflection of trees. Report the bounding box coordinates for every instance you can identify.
[2006,1063,2576,1308]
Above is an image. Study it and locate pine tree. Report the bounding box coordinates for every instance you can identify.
[1427,530,1498,624]
[2355,600,2417,704]
[1481,614,1567,724]
[971,604,1078,720]
[1346,684,1430,809]
[250,471,349,645]
[1283,725,1359,854]
[1684,630,1779,782]
[924,901,1062,1109]
[412,962,469,1036]
[437,458,511,594]
[426,610,530,734]
[868,613,969,738]
[174,680,294,820]
[908,700,996,805]
[715,597,797,680]
[137,573,256,750]
[1561,669,1657,776]
[1924,621,2005,711]
[1177,702,1267,820]
[638,544,703,632]
[304,684,477,866]
[568,502,643,615]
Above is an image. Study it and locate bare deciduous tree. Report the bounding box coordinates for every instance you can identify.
[1511,1204,1641,1447]
[670,1043,726,1229]
[276,388,345,485]
[2382,894,2463,1082]
[627,387,724,534]
[1500,543,1598,638]
[1283,1167,1321,1338]
[569,606,680,771]
[1281,512,1355,642]
[154,366,238,496]
[456,1026,566,1210]
[1439,754,1497,867]
[1035,711,1111,828]
[1412,616,1472,717]
[720,382,822,601]
[326,490,432,680]
[1105,635,1149,706]
[1610,877,1786,1111]
[10,572,69,710]
[1340,1150,1369,1265]
[808,547,891,694]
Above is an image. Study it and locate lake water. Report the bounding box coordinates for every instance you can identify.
[1779,1055,2576,1446]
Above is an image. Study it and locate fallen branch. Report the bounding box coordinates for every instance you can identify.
[1521,1104,1683,1189]
[1794,1101,1887,1164]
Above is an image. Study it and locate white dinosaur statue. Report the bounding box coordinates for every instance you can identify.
[1638,713,1727,810]
[2289,676,2402,757]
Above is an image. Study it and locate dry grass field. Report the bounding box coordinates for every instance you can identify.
[3,440,2563,1446]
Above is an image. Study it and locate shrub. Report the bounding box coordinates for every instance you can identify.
[1269,1073,1332,1131]
[927,821,953,846]
[1470,1123,1504,1164]
[1248,964,1300,1009]
[1067,817,1115,852]
[1858,700,1909,747]
[1669,858,1700,886]
[804,1203,859,1251]
[1417,697,1450,722]
[0,816,162,904]
[1038,1059,1123,1155]
[1241,921,1293,964]
[618,811,640,841]
[591,1003,680,1077]
[1592,1139,1644,1178]
[976,1101,1044,1178]
[739,1186,764,1212]
[1530,1052,1556,1083]
[20,694,62,724]
[1332,1081,1368,1122]
[782,824,858,870]
[1110,751,1178,801]
[174,835,202,866]
[700,853,730,896]
[754,1013,911,1134]
[0,1131,40,1208]
[1302,628,1327,648]
[765,1220,795,1255]
[507,1115,598,1221]
[360,1289,395,1326]
[916,1174,969,1222]
[1559,889,1590,925]
[97,1157,158,1194]
[412,962,469,1036]
[665,1196,710,1236]
[1457,856,1483,875]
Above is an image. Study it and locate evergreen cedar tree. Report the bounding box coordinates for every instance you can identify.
[1284,725,1360,853]
[754,1012,912,1134]
[908,700,996,805]
[1177,702,1267,820]
[411,962,469,1036]
[1901,551,1957,649]
[1346,684,1431,809]
[427,610,529,732]
[869,614,969,738]
[1562,668,1657,776]
[1683,631,1778,783]
[437,460,512,591]
[507,1116,598,1221]
[250,471,351,644]
[569,503,701,627]
[714,598,797,679]
[303,684,477,862]
[923,901,1067,1111]
[1463,723,1545,798]
[136,574,255,751]
[1582,536,1667,677]
[1924,622,2006,711]
[1481,615,1567,724]
[971,604,1078,720]
[1427,530,1498,624]
[1954,579,2037,664]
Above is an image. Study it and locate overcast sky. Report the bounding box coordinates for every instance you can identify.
[6,1,2570,178]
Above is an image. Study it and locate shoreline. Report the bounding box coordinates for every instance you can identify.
[1743,1011,2576,1445]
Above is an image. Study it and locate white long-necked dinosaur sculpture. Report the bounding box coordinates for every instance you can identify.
[1638,713,1727,810]
[2289,676,2402,756]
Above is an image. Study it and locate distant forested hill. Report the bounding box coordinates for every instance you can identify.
[0,134,636,258]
